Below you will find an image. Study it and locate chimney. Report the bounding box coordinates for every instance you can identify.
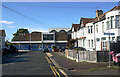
[96,10,103,21]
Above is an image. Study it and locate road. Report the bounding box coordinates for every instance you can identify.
[2,51,64,77]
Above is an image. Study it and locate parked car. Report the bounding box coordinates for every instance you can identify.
[2,45,18,55]
[71,47,87,51]
[43,48,49,53]
[59,47,66,52]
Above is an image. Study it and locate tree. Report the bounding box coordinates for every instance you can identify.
[67,39,77,48]
[12,28,29,41]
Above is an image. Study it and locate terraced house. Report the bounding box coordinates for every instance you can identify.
[72,5,120,52]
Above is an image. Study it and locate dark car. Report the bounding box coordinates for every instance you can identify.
[43,48,49,53]
[2,45,18,55]
[59,47,66,52]
[71,47,87,51]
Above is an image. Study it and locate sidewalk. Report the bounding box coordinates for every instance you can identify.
[47,52,120,76]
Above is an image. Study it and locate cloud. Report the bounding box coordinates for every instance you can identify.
[0,21,15,24]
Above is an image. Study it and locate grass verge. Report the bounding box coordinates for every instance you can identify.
[89,68,98,71]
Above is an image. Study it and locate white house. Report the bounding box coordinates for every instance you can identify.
[0,30,6,52]
[72,5,120,51]
[71,24,80,47]
[77,18,93,49]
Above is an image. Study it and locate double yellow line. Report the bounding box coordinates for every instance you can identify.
[45,56,61,77]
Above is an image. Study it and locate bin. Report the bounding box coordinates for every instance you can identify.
[115,53,120,66]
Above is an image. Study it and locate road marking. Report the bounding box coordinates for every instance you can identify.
[46,56,61,77]
[45,56,52,63]
[50,65,57,77]
[53,66,61,77]
[46,53,53,57]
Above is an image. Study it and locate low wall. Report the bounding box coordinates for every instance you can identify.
[65,49,109,63]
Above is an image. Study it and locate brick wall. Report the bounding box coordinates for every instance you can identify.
[55,33,68,41]
[31,32,42,41]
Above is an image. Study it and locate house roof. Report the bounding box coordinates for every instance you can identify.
[72,24,80,32]
[81,18,93,26]
[112,5,120,11]
[49,28,71,33]
[0,30,6,37]
[90,5,120,24]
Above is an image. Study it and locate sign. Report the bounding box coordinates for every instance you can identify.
[104,33,115,35]
[104,32,115,68]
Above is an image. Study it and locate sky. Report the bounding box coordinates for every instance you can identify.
[0,2,119,41]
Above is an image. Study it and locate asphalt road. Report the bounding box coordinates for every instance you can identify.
[2,51,64,77]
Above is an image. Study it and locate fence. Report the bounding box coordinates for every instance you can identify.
[65,49,110,62]
[110,42,120,53]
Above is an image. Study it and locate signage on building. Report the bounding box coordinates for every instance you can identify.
[104,33,115,35]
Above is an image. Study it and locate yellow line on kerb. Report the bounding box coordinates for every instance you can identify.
[45,56,61,77]
[45,56,51,63]
[50,65,57,77]
[53,66,61,77]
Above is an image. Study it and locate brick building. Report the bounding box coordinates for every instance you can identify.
[11,28,71,51]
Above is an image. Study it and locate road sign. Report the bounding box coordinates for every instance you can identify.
[104,32,115,68]
[104,33,115,35]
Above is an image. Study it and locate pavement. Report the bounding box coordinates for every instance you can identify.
[46,52,120,77]
[2,51,64,77]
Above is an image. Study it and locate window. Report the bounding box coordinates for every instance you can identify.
[111,16,114,29]
[103,42,106,47]
[108,17,111,29]
[117,36,120,41]
[115,15,120,28]
[96,25,98,33]
[43,34,54,40]
[102,22,104,33]
[43,34,47,40]
[88,26,90,34]
[112,37,115,41]
[107,17,110,30]
[82,28,84,36]
[88,40,90,48]
[96,38,100,42]
[91,40,93,48]
[91,26,93,33]
[102,37,106,40]
[106,21,109,30]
